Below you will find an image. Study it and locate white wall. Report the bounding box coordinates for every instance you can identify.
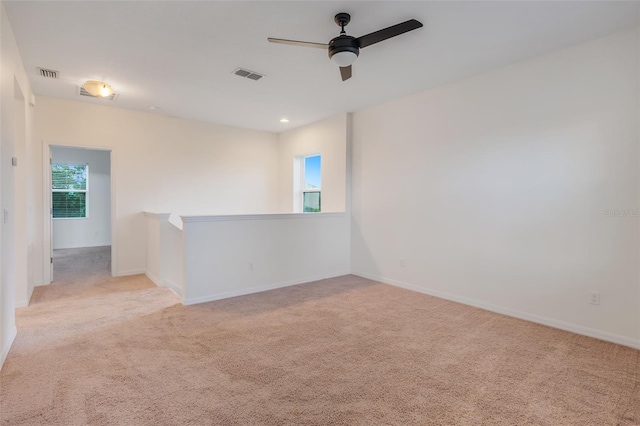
[351,28,640,347]
[144,212,183,297]
[51,147,111,249]
[35,97,280,278]
[1,1,36,368]
[277,114,347,213]
[162,217,184,297]
[145,213,166,288]
[181,213,350,305]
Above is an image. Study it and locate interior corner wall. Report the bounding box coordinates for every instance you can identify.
[51,147,111,249]
[276,114,348,213]
[351,28,640,346]
[35,97,280,277]
[1,1,36,368]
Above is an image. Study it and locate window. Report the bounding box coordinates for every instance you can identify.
[52,163,88,218]
[303,155,321,213]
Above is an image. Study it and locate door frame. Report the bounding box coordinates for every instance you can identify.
[42,141,117,283]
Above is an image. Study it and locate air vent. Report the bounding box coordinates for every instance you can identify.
[234,69,251,78]
[78,86,118,101]
[233,68,265,81]
[38,68,59,79]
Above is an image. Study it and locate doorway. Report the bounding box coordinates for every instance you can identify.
[43,145,115,284]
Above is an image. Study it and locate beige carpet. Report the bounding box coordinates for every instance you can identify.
[1,248,638,425]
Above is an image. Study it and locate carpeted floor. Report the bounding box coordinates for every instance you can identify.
[1,248,638,425]
[31,246,155,304]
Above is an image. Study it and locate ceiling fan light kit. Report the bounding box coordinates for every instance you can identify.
[268,12,423,81]
[330,50,358,67]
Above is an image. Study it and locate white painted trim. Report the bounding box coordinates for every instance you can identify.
[168,219,183,232]
[181,212,345,223]
[145,271,162,286]
[352,271,640,350]
[183,271,350,306]
[164,280,182,298]
[42,141,51,285]
[116,269,146,277]
[0,326,18,371]
[143,212,171,220]
[109,148,118,277]
[145,272,181,297]
[145,271,182,298]
[15,284,34,308]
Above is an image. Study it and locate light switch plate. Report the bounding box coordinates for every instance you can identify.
[11,157,17,166]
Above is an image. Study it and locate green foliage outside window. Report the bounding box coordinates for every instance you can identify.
[52,163,88,218]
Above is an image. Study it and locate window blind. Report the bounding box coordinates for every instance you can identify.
[52,163,88,218]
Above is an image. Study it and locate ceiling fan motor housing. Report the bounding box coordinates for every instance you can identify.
[328,35,360,62]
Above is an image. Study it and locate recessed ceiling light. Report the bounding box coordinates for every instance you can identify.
[280,118,289,123]
[149,106,159,111]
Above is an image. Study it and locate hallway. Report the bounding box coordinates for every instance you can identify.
[30,246,140,304]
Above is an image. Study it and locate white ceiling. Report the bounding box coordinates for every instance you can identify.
[4,1,639,132]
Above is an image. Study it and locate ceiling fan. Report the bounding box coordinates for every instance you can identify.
[268,13,423,81]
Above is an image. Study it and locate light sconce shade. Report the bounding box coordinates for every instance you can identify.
[83,80,114,98]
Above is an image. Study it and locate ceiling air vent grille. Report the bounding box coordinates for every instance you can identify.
[38,68,59,79]
[233,68,265,81]
[79,86,118,101]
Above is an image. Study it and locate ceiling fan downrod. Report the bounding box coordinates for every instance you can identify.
[335,12,351,35]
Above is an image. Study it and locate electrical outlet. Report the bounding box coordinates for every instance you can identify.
[248,262,253,272]
[3,208,8,224]
[589,291,600,305]
[400,258,406,268]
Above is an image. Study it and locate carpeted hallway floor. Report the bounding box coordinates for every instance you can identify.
[1,248,638,425]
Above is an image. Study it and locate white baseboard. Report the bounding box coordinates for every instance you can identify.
[1,326,17,371]
[15,285,35,308]
[116,269,146,277]
[145,271,162,287]
[183,271,350,306]
[164,280,183,298]
[53,242,111,250]
[352,271,640,350]
[145,272,182,298]
[15,300,29,308]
